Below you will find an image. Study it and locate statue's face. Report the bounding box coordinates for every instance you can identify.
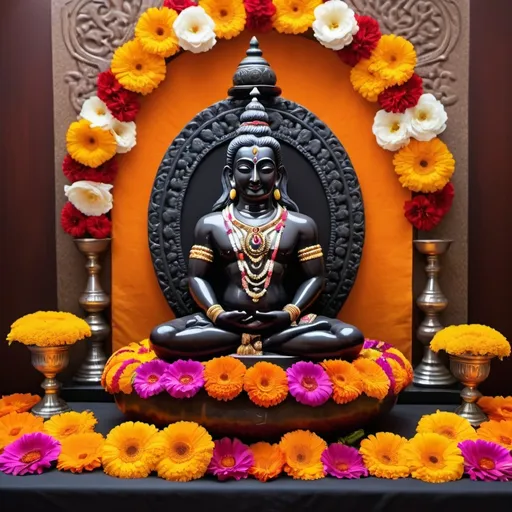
[232,146,277,202]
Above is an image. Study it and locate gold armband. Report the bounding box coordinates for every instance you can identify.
[206,304,224,323]
[298,244,323,262]
[283,303,301,323]
[189,245,214,263]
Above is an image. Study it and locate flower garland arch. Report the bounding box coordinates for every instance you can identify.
[61,0,456,239]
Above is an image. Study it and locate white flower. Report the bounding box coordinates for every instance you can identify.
[173,6,216,54]
[408,93,448,141]
[64,181,113,216]
[312,0,359,51]
[78,96,114,130]
[372,110,412,151]
[111,119,137,154]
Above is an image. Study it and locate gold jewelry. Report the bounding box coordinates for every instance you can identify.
[298,244,323,262]
[299,252,323,262]
[298,244,322,255]
[230,188,237,200]
[206,304,224,323]
[189,245,214,263]
[283,304,301,323]
[274,188,281,201]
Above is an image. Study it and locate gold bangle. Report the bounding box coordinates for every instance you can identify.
[206,304,224,323]
[298,244,322,255]
[189,248,214,263]
[283,304,301,323]
[191,244,213,255]
[190,253,213,263]
[299,250,323,262]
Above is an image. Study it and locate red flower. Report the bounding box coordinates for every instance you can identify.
[337,15,381,67]
[61,202,87,238]
[163,0,196,12]
[244,0,276,32]
[62,155,118,184]
[104,88,140,123]
[97,70,122,101]
[404,195,443,231]
[378,74,423,113]
[429,182,454,215]
[86,215,111,239]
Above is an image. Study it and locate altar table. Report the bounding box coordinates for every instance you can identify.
[1,402,511,512]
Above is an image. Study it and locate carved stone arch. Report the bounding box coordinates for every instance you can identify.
[148,97,365,319]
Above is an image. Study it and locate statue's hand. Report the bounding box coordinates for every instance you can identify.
[215,310,250,332]
[253,310,292,332]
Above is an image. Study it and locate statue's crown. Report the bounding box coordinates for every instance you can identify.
[236,88,272,137]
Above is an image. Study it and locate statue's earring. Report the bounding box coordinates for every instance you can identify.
[274,188,281,201]
[230,188,237,201]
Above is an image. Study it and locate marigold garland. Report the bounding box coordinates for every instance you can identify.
[135,7,180,58]
[272,0,322,35]
[200,0,247,40]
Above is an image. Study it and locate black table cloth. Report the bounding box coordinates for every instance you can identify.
[1,402,511,512]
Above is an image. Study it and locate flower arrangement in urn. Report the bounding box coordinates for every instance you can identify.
[6,311,91,419]
[430,324,511,426]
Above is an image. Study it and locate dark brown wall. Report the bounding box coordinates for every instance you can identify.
[0,0,57,395]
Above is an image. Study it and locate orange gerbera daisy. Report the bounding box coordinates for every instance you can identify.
[57,432,105,473]
[478,396,512,422]
[0,412,44,451]
[204,356,246,401]
[359,432,410,479]
[243,362,288,407]
[388,359,408,393]
[321,360,363,404]
[43,411,97,440]
[352,358,390,400]
[0,394,41,416]
[416,410,477,442]
[249,442,285,482]
[279,430,327,480]
[477,420,512,450]
[386,348,414,383]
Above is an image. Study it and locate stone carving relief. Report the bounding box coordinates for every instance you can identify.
[60,0,462,112]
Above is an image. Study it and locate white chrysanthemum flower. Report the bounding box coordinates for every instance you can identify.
[372,110,412,151]
[173,6,216,54]
[64,181,113,216]
[408,93,448,141]
[111,119,137,154]
[78,96,114,130]
[312,0,359,51]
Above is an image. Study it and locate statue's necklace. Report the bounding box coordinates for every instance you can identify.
[222,204,288,302]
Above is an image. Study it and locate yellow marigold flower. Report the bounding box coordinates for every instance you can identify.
[393,138,455,193]
[111,39,166,95]
[350,58,389,102]
[352,358,390,400]
[243,361,288,408]
[204,356,246,401]
[368,34,416,87]
[57,432,104,473]
[417,410,477,442]
[405,433,464,483]
[273,0,322,35]
[478,419,512,450]
[249,442,285,482]
[135,7,179,58]
[0,394,41,416]
[431,324,511,359]
[279,430,327,480]
[102,421,163,478]
[155,421,214,482]
[44,411,97,440]
[478,396,512,422]
[359,432,410,479]
[7,311,92,347]
[320,359,363,404]
[200,0,246,40]
[0,412,44,452]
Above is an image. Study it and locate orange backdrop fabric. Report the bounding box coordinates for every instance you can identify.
[111,32,412,359]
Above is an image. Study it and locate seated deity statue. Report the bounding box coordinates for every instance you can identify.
[150,91,364,362]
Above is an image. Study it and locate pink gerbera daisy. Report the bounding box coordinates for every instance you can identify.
[458,439,512,481]
[321,443,368,479]
[132,360,169,399]
[163,359,204,399]
[207,438,254,481]
[286,361,333,406]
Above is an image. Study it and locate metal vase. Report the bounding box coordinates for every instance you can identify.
[413,240,457,387]
[73,238,111,383]
[29,346,71,418]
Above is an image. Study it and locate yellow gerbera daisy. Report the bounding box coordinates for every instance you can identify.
[352,358,390,400]
[66,119,117,168]
[406,433,464,483]
[57,432,104,473]
[393,138,455,193]
[155,421,214,482]
[368,34,417,87]
[477,420,512,450]
[273,0,322,35]
[135,7,180,58]
[350,58,389,102]
[200,0,246,40]
[111,39,166,95]
[102,421,163,478]
[44,410,97,440]
[359,432,410,479]
[0,412,44,451]
[279,430,327,480]
[416,410,477,442]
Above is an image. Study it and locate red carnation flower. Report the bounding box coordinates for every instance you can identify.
[378,74,424,113]
[428,182,454,216]
[61,202,87,238]
[244,0,276,32]
[163,0,196,12]
[104,88,140,123]
[62,155,118,184]
[97,70,122,102]
[404,195,443,231]
[86,215,111,239]
[337,14,381,67]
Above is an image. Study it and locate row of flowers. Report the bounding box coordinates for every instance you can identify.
[59,0,456,242]
[2,406,512,483]
[101,339,413,407]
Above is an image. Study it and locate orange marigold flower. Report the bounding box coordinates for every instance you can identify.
[352,358,390,400]
[478,419,512,450]
[204,356,246,401]
[0,393,41,415]
[249,442,285,482]
[57,432,105,473]
[478,396,512,422]
[321,359,363,404]
[243,362,288,407]
[279,430,327,480]
[0,412,44,452]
